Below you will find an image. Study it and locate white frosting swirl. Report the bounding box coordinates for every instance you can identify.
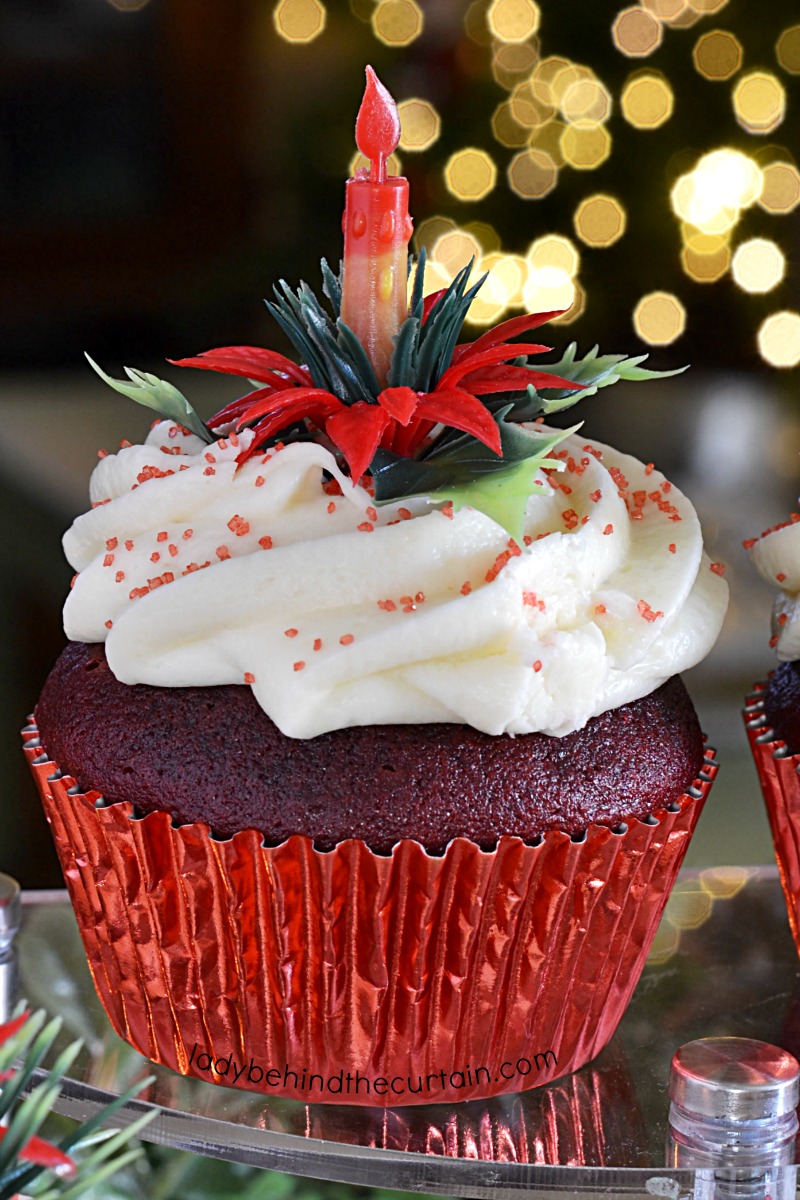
[748,516,800,661]
[63,422,728,738]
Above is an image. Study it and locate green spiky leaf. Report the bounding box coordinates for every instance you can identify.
[85,356,214,444]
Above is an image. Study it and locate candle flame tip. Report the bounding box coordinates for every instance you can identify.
[355,64,401,183]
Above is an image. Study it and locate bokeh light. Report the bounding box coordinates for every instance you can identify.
[529,120,566,166]
[693,30,743,80]
[482,252,528,307]
[465,221,502,253]
[671,149,762,234]
[432,228,483,275]
[690,0,729,14]
[273,0,326,43]
[522,267,577,318]
[758,161,800,214]
[621,72,675,129]
[491,100,530,147]
[444,148,498,201]
[507,148,558,198]
[550,281,586,324]
[487,0,541,43]
[681,235,731,283]
[560,124,612,169]
[642,0,688,20]
[464,0,493,45]
[349,150,402,177]
[371,0,424,46]
[633,292,687,344]
[732,71,786,134]
[492,40,540,90]
[530,56,573,107]
[731,238,786,293]
[414,215,456,256]
[509,82,552,129]
[466,269,510,325]
[574,194,627,247]
[758,312,800,367]
[396,99,441,151]
[776,25,800,74]
[527,233,580,277]
[560,77,612,126]
[612,8,663,57]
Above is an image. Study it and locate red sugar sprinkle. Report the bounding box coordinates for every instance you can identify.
[589,490,601,503]
[120,439,132,449]
[523,535,533,546]
[255,476,265,487]
[162,571,174,584]
[137,465,173,483]
[147,576,163,590]
[366,506,378,521]
[217,438,228,450]
[415,591,425,603]
[562,508,579,530]
[398,507,412,520]
[204,452,217,464]
[603,524,614,536]
[168,544,178,557]
[313,638,323,651]
[358,521,374,533]
[157,531,168,542]
[609,466,630,495]
[103,553,114,567]
[583,444,602,460]
[400,595,413,605]
[533,660,542,673]
[645,462,654,475]
[293,661,306,671]
[770,635,779,648]
[710,562,726,576]
[150,552,160,563]
[742,537,757,549]
[285,628,298,638]
[669,543,677,554]
[216,546,231,561]
[258,535,273,550]
[105,537,118,551]
[778,613,788,627]
[129,586,149,599]
[323,479,343,496]
[461,581,472,595]
[125,539,134,551]
[115,570,125,582]
[595,603,606,615]
[244,672,255,684]
[637,599,664,622]
[105,619,113,629]
[228,515,250,537]
[776,572,787,583]
[327,501,336,514]
[182,529,193,540]
[661,481,672,494]
[378,598,397,611]
[203,467,216,476]
[441,502,455,520]
[97,449,108,459]
[340,633,355,645]
[229,434,239,448]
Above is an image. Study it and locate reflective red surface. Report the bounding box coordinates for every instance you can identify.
[24,721,716,1106]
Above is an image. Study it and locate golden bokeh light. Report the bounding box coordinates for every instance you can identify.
[612,8,663,58]
[621,72,675,129]
[560,77,612,126]
[681,242,731,282]
[551,281,586,324]
[529,119,567,167]
[690,0,729,13]
[574,194,627,247]
[530,56,572,107]
[560,124,612,170]
[492,100,531,147]
[397,99,441,151]
[700,866,751,900]
[492,40,540,90]
[465,221,502,253]
[371,0,424,46]
[464,0,493,45]
[665,887,713,931]
[422,259,456,295]
[444,148,498,201]
[487,0,541,43]
[527,233,580,277]
[522,267,577,318]
[507,148,558,198]
[510,82,552,129]
[466,269,510,326]
[758,161,800,214]
[731,237,786,293]
[482,252,528,307]
[671,149,763,234]
[349,150,402,177]
[758,312,800,368]
[642,0,688,19]
[693,30,743,80]
[414,217,455,260]
[548,63,594,108]
[633,292,687,345]
[732,71,786,134]
[273,0,326,43]
[431,228,483,275]
[777,25,800,74]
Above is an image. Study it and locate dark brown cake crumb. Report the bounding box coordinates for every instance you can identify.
[36,641,705,854]
[763,660,800,754]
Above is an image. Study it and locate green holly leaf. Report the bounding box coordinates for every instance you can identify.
[85,355,214,444]
[373,413,579,541]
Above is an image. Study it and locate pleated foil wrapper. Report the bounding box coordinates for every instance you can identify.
[24,720,717,1106]
[745,683,800,954]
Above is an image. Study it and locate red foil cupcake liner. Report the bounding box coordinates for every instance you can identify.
[745,683,800,953]
[24,720,716,1106]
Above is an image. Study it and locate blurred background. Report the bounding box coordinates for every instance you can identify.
[2,0,800,886]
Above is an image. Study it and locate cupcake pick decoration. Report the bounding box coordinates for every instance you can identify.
[86,67,684,540]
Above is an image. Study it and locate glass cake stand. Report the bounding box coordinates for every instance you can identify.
[11,867,800,1197]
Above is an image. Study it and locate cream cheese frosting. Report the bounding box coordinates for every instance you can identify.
[747,516,800,661]
[62,421,728,738]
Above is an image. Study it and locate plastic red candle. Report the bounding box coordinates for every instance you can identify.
[340,67,414,385]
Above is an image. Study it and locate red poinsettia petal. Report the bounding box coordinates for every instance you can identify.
[235,387,342,430]
[210,384,290,429]
[436,342,556,391]
[421,289,447,324]
[388,416,436,457]
[414,389,502,456]
[169,347,312,387]
[235,394,346,465]
[460,365,585,395]
[326,403,391,481]
[0,1130,76,1176]
[377,386,419,425]
[0,1012,30,1046]
[451,310,564,362]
